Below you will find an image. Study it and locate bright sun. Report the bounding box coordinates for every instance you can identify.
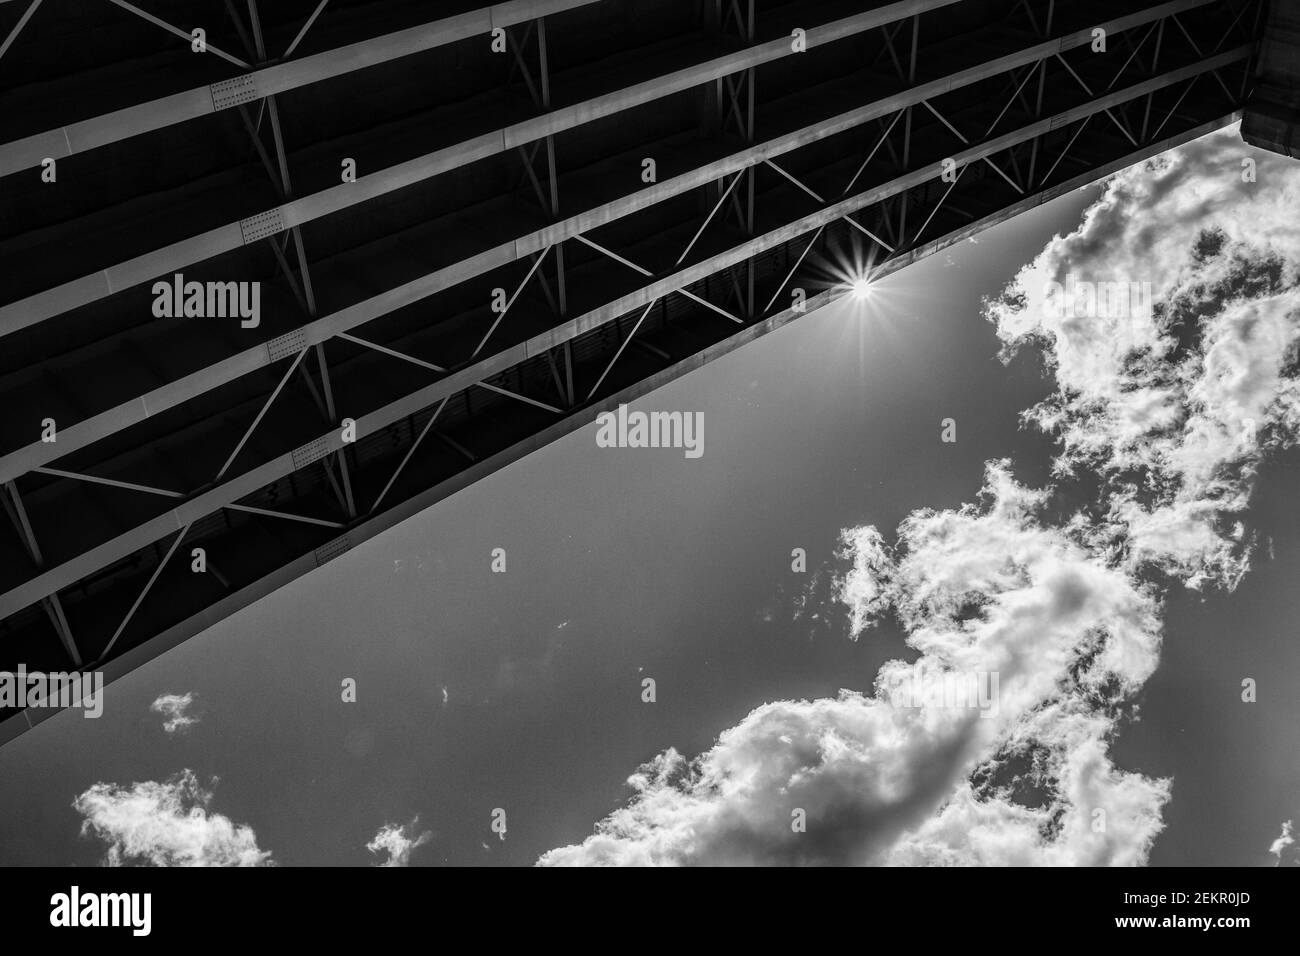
[849,277,873,301]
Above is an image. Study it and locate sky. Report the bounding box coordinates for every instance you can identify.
[2,125,1299,867]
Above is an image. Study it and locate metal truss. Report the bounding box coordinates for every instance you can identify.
[0,0,1270,742]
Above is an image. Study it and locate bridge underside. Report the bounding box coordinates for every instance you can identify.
[0,0,1270,741]
[1241,0,1299,156]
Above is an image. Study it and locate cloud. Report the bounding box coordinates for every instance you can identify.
[987,125,1300,590]
[759,564,843,638]
[366,817,432,867]
[887,703,1169,866]
[835,526,892,640]
[541,126,1300,867]
[150,692,198,734]
[1268,820,1296,866]
[74,770,273,866]
[540,463,1168,866]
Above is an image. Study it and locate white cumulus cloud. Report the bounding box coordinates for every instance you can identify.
[540,463,1167,866]
[987,125,1300,590]
[74,770,273,866]
[541,124,1300,868]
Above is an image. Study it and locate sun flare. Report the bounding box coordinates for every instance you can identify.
[849,277,874,301]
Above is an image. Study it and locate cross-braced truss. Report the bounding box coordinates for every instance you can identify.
[0,0,1272,741]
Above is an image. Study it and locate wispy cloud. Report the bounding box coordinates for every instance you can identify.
[366,817,432,867]
[150,692,199,734]
[1268,820,1296,866]
[74,770,273,867]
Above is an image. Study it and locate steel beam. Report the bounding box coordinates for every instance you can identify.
[0,0,606,176]
[0,0,1267,742]
[0,16,1243,486]
[0,102,1243,744]
[0,0,978,334]
[0,52,1250,616]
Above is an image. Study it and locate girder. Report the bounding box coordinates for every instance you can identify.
[0,0,1270,743]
